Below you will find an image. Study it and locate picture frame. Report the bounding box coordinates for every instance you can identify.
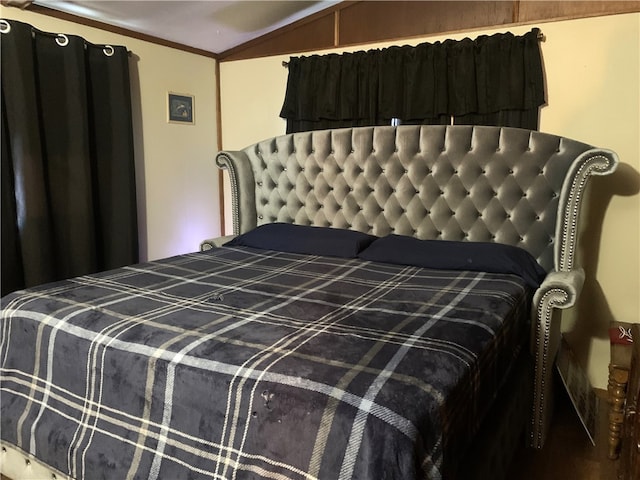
[167,92,194,124]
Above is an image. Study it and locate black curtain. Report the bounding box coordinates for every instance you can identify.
[1,19,138,296]
[280,28,545,133]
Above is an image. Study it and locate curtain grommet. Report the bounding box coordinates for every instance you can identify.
[103,45,115,57]
[0,20,11,34]
[56,33,69,46]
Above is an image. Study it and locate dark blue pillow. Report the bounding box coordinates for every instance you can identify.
[225,223,377,258]
[358,235,547,288]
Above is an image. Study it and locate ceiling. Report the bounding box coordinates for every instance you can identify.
[30,0,341,54]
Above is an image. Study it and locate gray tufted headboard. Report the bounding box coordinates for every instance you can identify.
[215,125,616,273]
[208,124,618,448]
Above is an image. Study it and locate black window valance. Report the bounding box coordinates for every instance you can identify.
[280,28,545,133]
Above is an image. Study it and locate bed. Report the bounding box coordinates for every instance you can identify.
[1,125,618,479]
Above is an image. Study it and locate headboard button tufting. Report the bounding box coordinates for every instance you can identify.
[220,124,618,276]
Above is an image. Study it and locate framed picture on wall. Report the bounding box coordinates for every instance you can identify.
[168,92,194,124]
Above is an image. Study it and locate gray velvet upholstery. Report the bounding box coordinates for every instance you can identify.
[200,234,236,250]
[206,125,618,448]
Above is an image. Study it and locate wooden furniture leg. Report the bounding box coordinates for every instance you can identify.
[609,321,634,460]
[609,364,630,459]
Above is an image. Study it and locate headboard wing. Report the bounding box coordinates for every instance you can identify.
[216,125,618,272]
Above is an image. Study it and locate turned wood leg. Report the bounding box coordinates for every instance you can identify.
[609,367,628,460]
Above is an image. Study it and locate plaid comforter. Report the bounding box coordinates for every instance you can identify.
[1,246,531,480]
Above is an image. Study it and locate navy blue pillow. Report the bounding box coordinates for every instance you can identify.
[225,223,377,258]
[358,235,547,288]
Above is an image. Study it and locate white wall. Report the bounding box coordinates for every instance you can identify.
[219,13,640,389]
[0,6,221,261]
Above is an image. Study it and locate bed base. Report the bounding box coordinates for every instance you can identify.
[1,442,72,480]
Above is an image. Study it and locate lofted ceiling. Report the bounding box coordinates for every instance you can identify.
[25,0,340,55]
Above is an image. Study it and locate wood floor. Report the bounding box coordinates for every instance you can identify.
[507,384,619,480]
[0,384,620,480]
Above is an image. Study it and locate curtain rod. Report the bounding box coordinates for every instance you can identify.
[281,29,545,68]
